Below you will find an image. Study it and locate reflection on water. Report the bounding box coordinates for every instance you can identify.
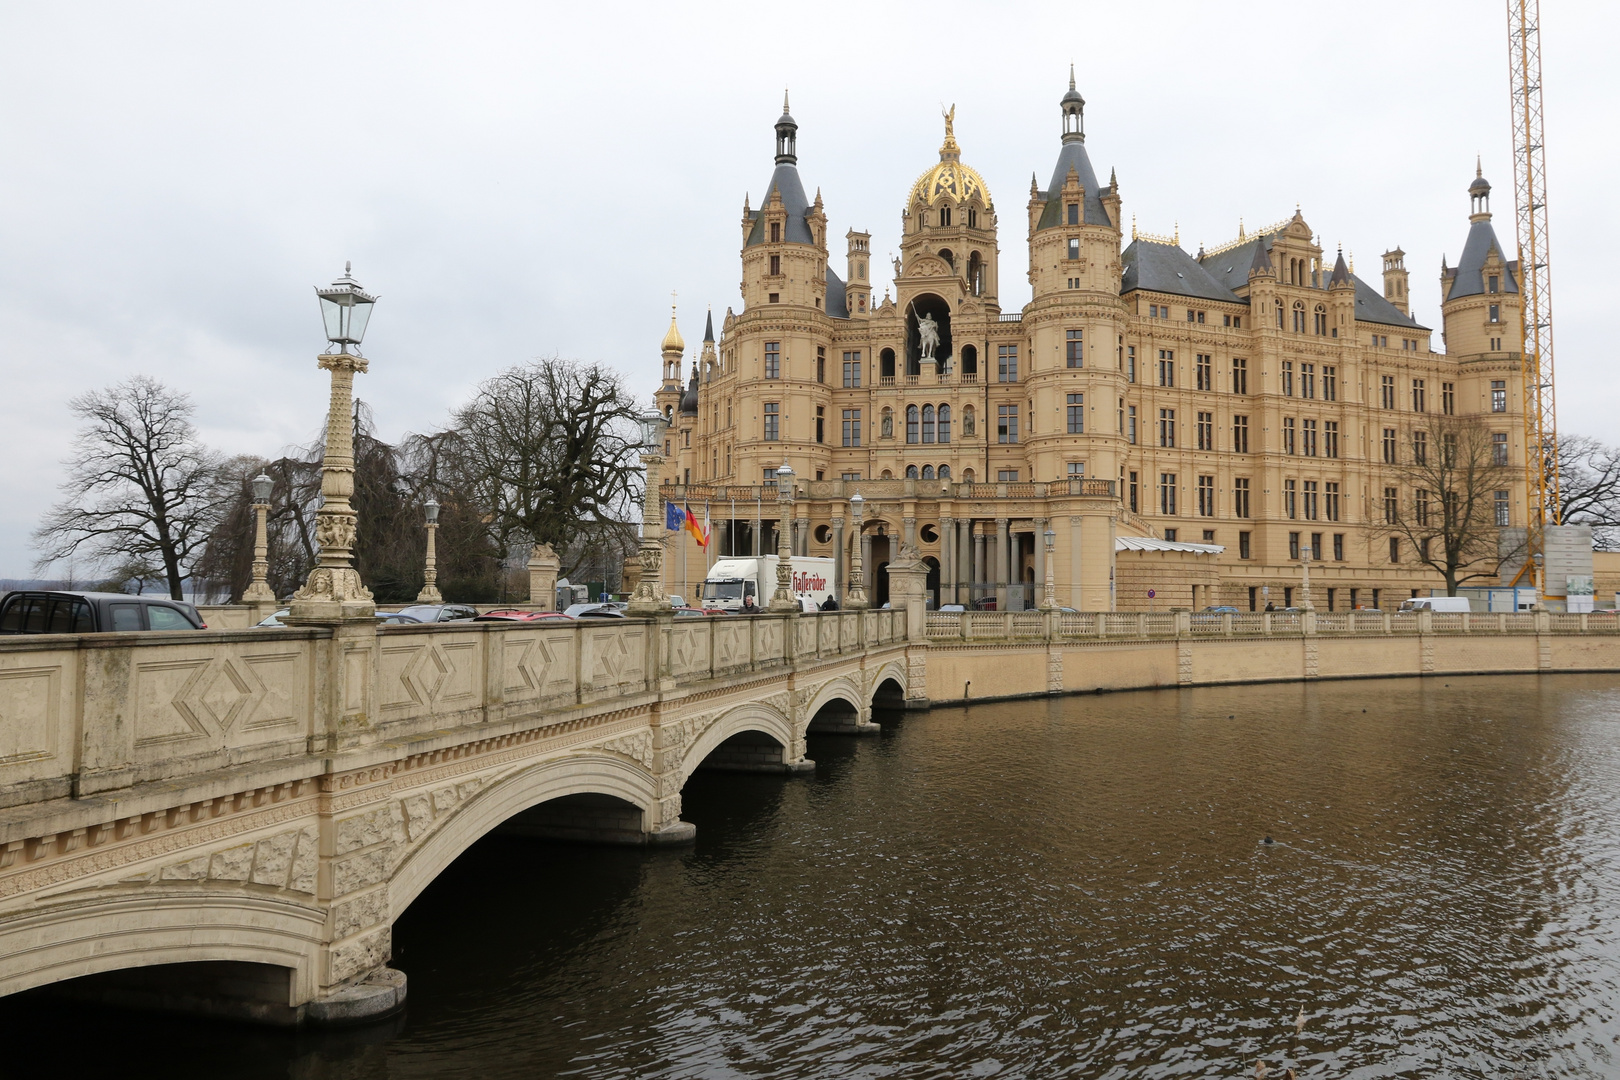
[10,674,1620,1078]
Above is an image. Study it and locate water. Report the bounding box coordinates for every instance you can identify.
[10,674,1620,1077]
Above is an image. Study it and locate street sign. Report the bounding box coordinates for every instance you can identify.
[1147,589,1156,599]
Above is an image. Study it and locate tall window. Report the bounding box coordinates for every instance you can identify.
[1234,477,1251,518]
[1300,363,1315,399]
[1384,487,1399,524]
[1067,238,1080,259]
[1325,482,1340,522]
[841,408,861,447]
[770,223,780,243]
[938,404,952,443]
[1293,302,1307,333]
[764,341,780,379]
[1067,203,1079,225]
[817,346,826,383]
[1066,329,1084,368]
[906,405,919,444]
[998,405,1019,444]
[1382,428,1397,464]
[1302,418,1318,457]
[1158,408,1176,448]
[1412,379,1426,413]
[1416,489,1430,527]
[1492,380,1508,412]
[1493,432,1509,465]
[1126,346,1137,382]
[998,344,1018,382]
[769,254,781,275]
[1239,531,1251,559]
[1233,415,1249,453]
[1196,354,1212,390]
[842,351,861,387]
[1381,375,1396,410]
[1389,537,1401,563]
[1196,411,1213,450]
[1495,490,1511,526]
[1128,470,1139,512]
[1304,480,1319,521]
[1284,479,1297,519]
[1333,533,1344,560]
[815,405,824,444]
[1283,417,1296,455]
[1159,473,1177,516]
[922,404,936,444]
[1323,366,1337,401]
[1413,430,1428,465]
[1281,361,1294,396]
[1158,350,1175,387]
[1231,357,1248,394]
[1314,305,1328,335]
[1127,405,1138,445]
[763,402,779,441]
[1442,381,1455,415]
[1276,299,1285,329]
[1324,421,1339,459]
[1197,475,1215,517]
[1067,393,1084,434]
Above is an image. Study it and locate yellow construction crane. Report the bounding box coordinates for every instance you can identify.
[1507,0,1560,554]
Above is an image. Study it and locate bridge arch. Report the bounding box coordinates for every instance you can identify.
[682,702,796,781]
[389,753,657,917]
[868,660,907,706]
[0,888,325,1004]
[805,675,866,734]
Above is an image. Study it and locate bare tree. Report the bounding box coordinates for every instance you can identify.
[34,376,224,600]
[1373,414,1520,595]
[1554,434,1620,550]
[443,357,642,579]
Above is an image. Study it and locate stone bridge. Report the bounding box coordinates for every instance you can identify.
[5,602,1620,1025]
[0,608,915,1024]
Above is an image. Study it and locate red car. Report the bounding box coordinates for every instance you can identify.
[473,609,575,622]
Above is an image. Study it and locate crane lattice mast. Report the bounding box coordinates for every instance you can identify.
[1507,0,1560,540]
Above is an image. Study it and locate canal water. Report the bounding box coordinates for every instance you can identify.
[11,674,1620,1077]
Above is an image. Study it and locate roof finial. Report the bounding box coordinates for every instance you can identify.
[1132,214,1137,240]
[1174,221,1180,246]
[1238,217,1245,240]
[783,88,790,114]
[1069,63,1076,91]
[1476,154,1482,178]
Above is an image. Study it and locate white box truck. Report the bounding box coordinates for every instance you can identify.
[701,556,836,612]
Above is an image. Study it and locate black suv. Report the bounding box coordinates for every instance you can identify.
[0,591,207,634]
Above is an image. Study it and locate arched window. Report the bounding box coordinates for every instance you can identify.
[1314,304,1327,335]
[880,347,896,379]
[938,404,952,443]
[967,252,983,295]
[921,465,935,480]
[938,248,955,269]
[906,465,919,479]
[922,404,936,444]
[1275,299,1285,329]
[1292,301,1306,333]
[938,464,951,479]
[906,405,920,444]
[939,207,952,227]
[961,344,978,376]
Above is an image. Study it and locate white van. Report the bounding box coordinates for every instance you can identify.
[1398,596,1474,613]
[701,556,836,612]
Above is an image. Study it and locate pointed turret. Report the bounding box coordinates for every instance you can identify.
[703,307,715,343]
[1248,240,1275,279]
[1329,249,1352,289]
[1036,71,1109,229]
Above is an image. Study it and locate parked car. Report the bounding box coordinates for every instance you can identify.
[1201,606,1242,614]
[1398,596,1473,613]
[473,609,575,622]
[939,604,966,613]
[576,607,627,618]
[0,591,205,634]
[391,604,479,623]
[672,607,710,617]
[252,607,421,628]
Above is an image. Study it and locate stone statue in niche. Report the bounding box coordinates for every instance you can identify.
[962,408,976,437]
[917,313,941,360]
[881,410,893,439]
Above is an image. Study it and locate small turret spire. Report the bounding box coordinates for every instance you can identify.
[774,92,798,165]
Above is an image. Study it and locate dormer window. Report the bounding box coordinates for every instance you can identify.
[1488,275,1499,294]
[1067,204,1079,225]
[770,222,781,243]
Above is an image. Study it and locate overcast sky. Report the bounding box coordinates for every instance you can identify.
[3,1,1616,579]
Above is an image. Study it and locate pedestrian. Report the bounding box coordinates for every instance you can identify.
[1264,600,1275,612]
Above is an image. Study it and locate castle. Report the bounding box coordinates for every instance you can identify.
[651,76,1526,612]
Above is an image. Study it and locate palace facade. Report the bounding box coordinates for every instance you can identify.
[651,78,1527,612]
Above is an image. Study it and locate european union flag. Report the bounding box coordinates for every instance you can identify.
[664,501,685,532]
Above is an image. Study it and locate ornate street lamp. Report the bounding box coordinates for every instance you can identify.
[416,497,443,604]
[769,463,797,611]
[1299,544,1314,612]
[1040,526,1057,611]
[627,410,672,615]
[242,473,276,607]
[289,265,379,622]
[845,491,870,610]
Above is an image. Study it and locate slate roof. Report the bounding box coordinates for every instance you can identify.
[703,309,715,342]
[825,266,848,318]
[1446,217,1519,300]
[1352,274,1427,329]
[1199,236,1275,293]
[1035,140,1111,230]
[1122,239,1243,304]
[679,368,699,415]
[744,162,816,247]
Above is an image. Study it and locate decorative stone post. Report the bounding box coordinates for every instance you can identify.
[289,351,376,622]
[845,492,870,609]
[242,472,277,617]
[628,415,671,615]
[415,498,443,604]
[527,543,561,611]
[887,541,930,642]
[1299,544,1315,612]
[1040,524,1057,611]
[769,463,798,612]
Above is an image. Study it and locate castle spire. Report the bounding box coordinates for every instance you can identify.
[775,90,797,164]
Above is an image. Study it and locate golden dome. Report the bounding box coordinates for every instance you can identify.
[660,306,684,353]
[908,105,991,208]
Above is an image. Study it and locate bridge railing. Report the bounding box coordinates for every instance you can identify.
[0,608,909,808]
